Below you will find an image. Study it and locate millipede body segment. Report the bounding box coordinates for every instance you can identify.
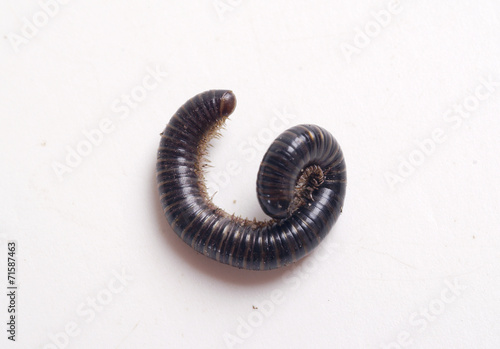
[156,90,346,270]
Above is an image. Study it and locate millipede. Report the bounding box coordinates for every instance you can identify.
[156,90,347,270]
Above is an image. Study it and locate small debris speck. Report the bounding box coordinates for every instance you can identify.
[252,305,258,310]
[233,200,236,204]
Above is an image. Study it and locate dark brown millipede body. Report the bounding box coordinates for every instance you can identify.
[156,90,346,270]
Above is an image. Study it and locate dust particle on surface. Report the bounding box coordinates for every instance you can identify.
[252,305,258,310]
[41,141,46,146]
[233,200,236,204]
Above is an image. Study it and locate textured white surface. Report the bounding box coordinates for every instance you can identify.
[1,0,500,348]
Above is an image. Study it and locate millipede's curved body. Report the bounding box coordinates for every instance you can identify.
[156,90,346,270]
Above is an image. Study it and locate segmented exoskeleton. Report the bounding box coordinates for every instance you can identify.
[157,90,346,270]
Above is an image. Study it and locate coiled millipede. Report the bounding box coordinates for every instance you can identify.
[156,90,346,270]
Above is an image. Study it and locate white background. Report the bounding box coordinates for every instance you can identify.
[1,0,500,348]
